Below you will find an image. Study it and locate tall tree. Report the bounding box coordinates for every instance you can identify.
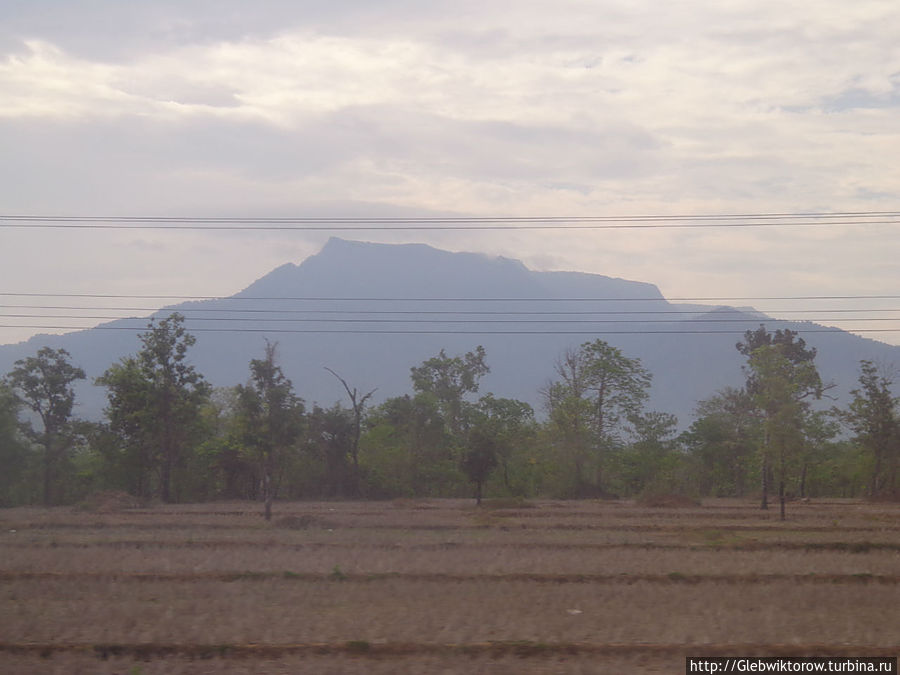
[7,347,85,505]
[838,360,898,498]
[739,327,828,518]
[96,357,156,498]
[0,381,29,505]
[544,340,651,495]
[410,346,489,438]
[98,314,209,503]
[236,341,305,519]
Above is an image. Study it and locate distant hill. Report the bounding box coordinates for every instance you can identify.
[1,238,897,427]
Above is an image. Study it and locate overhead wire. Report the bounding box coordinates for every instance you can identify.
[1,292,899,302]
[2,209,896,338]
[1,210,899,230]
[0,323,897,336]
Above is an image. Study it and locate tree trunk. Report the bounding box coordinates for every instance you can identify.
[42,433,54,506]
[779,479,786,521]
[799,462,808,499]
[779,448,786,521]
[160,458,172,504]
[264,477,273,521]
[870,449,883,498]
[760,455,769,510]
[263,452,273,521]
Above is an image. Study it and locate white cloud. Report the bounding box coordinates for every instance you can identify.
[0,0,898,346]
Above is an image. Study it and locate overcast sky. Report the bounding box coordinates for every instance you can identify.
[1,0,898,346]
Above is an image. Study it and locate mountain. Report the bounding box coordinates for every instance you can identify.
[1,238,897,427]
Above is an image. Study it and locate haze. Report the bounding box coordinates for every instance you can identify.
[0,1,898,345]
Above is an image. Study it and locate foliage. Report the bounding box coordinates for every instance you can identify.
[836,360,899,498]
[543,339,652,496]
[2,327,896,504]
[0,381,29,505]
[737,327,832,515]
[682,388,759,497]
[410,345,489,437]
[461,425,499,505]
[6,347,86,505]
[235,341,305,519]
[97,314,210,502]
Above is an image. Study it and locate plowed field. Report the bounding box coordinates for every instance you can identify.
[1,498,897,673]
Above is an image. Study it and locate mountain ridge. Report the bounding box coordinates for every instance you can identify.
[1,238,896,426]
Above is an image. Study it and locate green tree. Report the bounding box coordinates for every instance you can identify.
[410,346,489,438]
[683,388,759,497]
[475,393,536,493]
[306,403,354,498]
[201,387,259,500]
[95,357,155,498]
[461,426,499,505]
[620,410,680,496]
[744,339,827,518]
[236,341,305,519]
[544,340,651,495]
[7,347,85,505]
[737,327,827,514]
[98,314,210,503]
[0,381,29,505]
[362,393,459,498]
[838,360,898,498]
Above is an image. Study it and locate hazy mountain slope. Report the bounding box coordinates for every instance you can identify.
[1,238,896,427]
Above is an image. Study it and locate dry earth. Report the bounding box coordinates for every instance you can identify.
[1,498,897,673]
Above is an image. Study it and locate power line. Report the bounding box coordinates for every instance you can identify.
[2,293,898,302]
[2,313,899,325]
[1,324,897,336]
[1,211,899,230]
[2,304,897,316]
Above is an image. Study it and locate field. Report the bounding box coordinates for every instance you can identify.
[1,497,898,674]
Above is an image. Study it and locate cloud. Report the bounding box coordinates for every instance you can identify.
[0,0,898,346]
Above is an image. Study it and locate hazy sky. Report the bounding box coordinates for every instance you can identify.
[1,0,898,345]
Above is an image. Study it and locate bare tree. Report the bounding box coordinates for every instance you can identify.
[325,367,376,497]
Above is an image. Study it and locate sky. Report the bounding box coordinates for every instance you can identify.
[0,0,898,346]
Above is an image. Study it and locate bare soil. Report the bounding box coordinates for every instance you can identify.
[1,498,897,674]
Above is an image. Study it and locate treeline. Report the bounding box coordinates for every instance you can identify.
[1,314,898,512]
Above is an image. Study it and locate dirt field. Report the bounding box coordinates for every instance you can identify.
[1,498,897,673]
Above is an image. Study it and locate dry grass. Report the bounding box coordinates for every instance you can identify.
[1,498,898,674]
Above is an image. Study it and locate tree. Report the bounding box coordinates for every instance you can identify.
[0,381,29,505]
[475,393,536,492]
[683,388,759,497]
[236,341,305,519]
[98,314,209,503]
[7,347,85,505]
[622,410,680,496]
[362,393,457,498]
[410,346,489,438]
[838,360,898,498]
[739,327,828,518]
[96,357,156,498]
[307,403,354,498]
[325,367,376,497]
[544,340,651,495]
[461,426,499,505]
